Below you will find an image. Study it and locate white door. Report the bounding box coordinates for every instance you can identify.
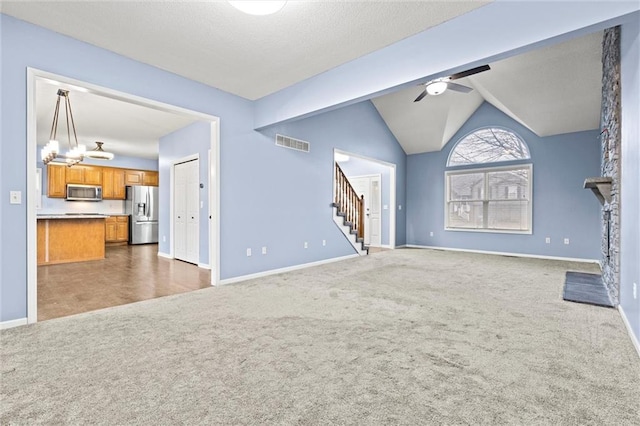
[174,159,199,264]
[349,175,382,247]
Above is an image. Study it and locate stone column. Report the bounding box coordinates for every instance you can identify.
[599,27,621,304]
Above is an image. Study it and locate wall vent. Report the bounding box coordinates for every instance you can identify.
[276,134,310,153]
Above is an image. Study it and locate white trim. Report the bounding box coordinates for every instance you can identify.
[210,120,221,286]
[1,318,28,330]
[157,252,173,260]
[403,244,599,264]
[333,148,396,249]
[219,254,359,286]
[619,305,640,359]
[26,68,222,324]
[395,244,407,249]
[198,263,211,270]
[380,244,394,249]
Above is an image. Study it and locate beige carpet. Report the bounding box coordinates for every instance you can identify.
[2,248,639,425]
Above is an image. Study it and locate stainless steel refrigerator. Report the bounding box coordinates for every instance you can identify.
[125,185,159,244]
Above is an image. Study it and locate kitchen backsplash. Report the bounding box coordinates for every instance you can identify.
[39,197,126,215]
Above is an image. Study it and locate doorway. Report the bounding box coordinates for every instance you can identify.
[27,68,221,324]
[333,149,396,249]
[349,175,382,247]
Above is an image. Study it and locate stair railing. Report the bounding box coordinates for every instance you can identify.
[334,162,365,239]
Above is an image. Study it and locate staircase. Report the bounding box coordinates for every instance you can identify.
[333,162,368,255]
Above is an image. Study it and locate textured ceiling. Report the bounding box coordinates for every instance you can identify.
[372,30,603,154]
[1,0,489,100]
[36,80,199,159]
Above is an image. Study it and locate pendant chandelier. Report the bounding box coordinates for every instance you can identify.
[41,89,85,166]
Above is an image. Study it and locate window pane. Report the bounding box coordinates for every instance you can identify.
[487,169,529,200]
[447,201,484,228]
[448,173,484,201]
[448,128,530,166]
[487,201,529,230]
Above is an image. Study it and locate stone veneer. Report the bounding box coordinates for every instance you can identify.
[599,27,621,305]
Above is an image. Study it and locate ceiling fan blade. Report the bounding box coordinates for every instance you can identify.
[449,64,490,81]
[446,82,473,93]
[414,89,428,102]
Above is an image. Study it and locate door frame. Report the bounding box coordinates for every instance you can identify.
[333,149,396,249]
[348,174,383,247]
[26,68,221,324]
[170,155,200,265]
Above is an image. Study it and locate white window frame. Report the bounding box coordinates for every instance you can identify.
[444,163,533,234]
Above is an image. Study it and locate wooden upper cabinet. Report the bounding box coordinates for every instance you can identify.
[103,168,126,200]
[125,170,143,186]
[142,171,159,186]
[125,169,158,186]
[65,165,102,185]
[47,165,67,198]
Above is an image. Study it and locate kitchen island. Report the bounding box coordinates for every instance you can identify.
[37,215,107,265]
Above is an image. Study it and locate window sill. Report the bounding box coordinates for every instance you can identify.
[445,227,532,235]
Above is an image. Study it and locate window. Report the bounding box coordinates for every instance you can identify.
[445,128,532,233]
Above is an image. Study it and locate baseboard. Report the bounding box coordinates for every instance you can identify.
[1,318,28,330]
[403,244,600,264]
[198,263,211,270]
[395,244,407,249]
[618,305,640,359]
[157,252,173,260]
[219,254,360,286]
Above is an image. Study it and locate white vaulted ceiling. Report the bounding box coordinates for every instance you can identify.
[371,31,603,154]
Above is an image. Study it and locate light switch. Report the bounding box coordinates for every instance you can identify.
[383,205,388,210]
[10,191,22,205]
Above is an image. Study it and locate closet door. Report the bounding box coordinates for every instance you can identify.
[173,159,199,264]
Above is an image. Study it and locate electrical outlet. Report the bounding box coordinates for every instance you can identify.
[304,242,308,249]
[545,237,551,244]
[563,238,570,245]
[430,232,434,237]
[633,282,637,299]
[322,240,326,246]
[398,205,402,210]
[246,248,252,257]
[262,246,267,255]
[163,236,166,242]
[383,205,388,210]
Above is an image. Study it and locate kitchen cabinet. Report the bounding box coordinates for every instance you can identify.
[65,165,103,185]
[37,216,106,265]
[103,168,126,200]
[105,215,129,243]
[47,165,67,198]
[142,171,159,186]
[125,169,158,187]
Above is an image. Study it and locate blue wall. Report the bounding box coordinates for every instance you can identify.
[338,157,392,247]
[158,121,211,265]
[406,102,601,260]
[259,100,407,250]
[620,18,640,347]
[0,15,406,322]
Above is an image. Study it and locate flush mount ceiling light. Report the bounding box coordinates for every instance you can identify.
[84,141,114,160]
[228,1,286,15]
[425,81,449,96]
[41,89,86,166]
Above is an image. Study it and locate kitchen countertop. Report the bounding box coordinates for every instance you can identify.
[37,214,114,220]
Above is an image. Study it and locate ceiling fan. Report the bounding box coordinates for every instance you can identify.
[414,64,490,102]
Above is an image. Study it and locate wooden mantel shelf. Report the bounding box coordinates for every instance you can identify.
[584,177,613,205]
[37,217,106,265]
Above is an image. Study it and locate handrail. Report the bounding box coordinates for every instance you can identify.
[334,162,365,240]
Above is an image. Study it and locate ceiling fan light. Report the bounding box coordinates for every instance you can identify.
[228,1,286,15]
[426,81,448,96]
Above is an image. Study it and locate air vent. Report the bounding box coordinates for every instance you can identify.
[275,134,310,153]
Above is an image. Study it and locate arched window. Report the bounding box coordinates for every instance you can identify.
[445,128,532,233]
[447,127,530,167]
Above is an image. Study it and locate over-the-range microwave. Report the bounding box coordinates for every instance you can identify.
[66,184,102,201]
